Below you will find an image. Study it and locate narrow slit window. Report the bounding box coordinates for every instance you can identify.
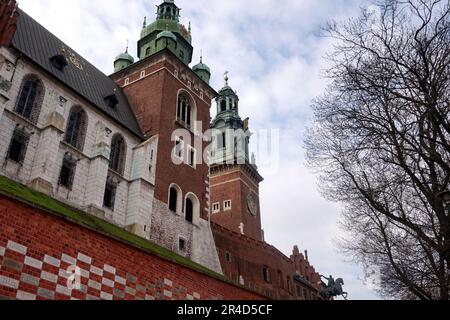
[188,146,196,167]
[179,238,186,252]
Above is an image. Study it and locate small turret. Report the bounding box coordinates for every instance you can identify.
[192,54,211,84]
[114,42,134,73]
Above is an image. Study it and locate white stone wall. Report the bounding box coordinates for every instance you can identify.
[0,48,153,234]
[150,198,223,274]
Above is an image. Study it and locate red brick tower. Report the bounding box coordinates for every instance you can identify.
[0,0,19,46]
[111,0,221,272]
[210,74,264,241]
[111,1,216,223]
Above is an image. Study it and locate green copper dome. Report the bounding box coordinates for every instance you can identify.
[156,30,177,41]
[114,51,134,63]
[113,46,135,73]
[192,56,211,84]
[193,61,210,74]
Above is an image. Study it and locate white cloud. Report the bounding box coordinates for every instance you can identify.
[18,0,379,300]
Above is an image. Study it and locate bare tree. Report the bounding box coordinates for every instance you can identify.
[305,0,450,300]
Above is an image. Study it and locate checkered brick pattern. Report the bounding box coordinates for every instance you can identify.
[0,240,202,301]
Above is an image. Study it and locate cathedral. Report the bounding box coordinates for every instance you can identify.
[0,0,324,300]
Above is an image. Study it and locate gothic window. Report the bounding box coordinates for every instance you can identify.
[177,93,194,129]
[103,177,117,210]
[263,266,270,283]
[169,187,178,212]
[7,127,30,164]
[58,153,77,189]
[64,106,88,151]
[185,198,193,223]
[109,134,126,175]
[225,252,232,263]
[15,75,44,123]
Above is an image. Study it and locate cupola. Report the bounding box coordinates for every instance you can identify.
[113,43,134,73]
[192,55,211,84]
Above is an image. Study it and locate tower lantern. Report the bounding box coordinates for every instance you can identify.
[137,0,193,65]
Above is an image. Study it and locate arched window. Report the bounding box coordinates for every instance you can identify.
[15,75,44,123]
[185,193,199,224]
[109,134,126,175]
[220,100,227,112]
[169,187,178,212]
[168,184,182,213]
[185,198,193,223]
[64,106,87,151]
[177,93,194,129]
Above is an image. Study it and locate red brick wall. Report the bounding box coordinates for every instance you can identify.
[211,223,322,301]
[0,0,19,46]
[0,195,265,300]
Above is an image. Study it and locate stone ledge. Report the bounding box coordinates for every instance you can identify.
[28,177,54,196]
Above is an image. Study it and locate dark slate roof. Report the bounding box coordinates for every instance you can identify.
[11,10,143,138]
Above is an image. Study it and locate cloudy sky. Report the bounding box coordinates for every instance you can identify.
[19,0,381,299]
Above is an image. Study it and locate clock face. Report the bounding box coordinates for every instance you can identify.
[247,194,258,216]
